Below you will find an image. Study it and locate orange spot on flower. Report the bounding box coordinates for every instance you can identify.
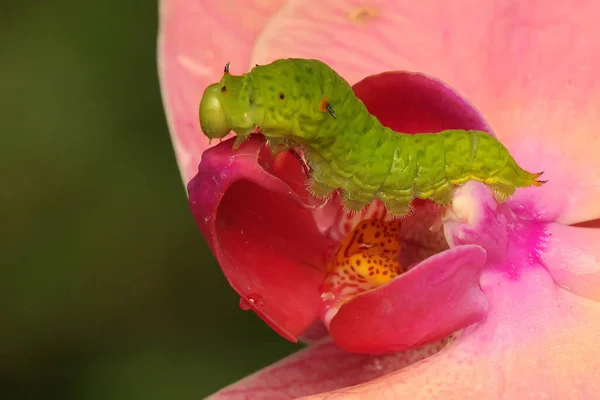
[323,219,404,299]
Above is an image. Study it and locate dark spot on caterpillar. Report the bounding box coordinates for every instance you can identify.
[326,103,338,119]
[249,96,254,105]
[268,106,275,112]
[294,76,302,83]
[268,85,276,91]
[319,98,338,119]
[279,93,285,100]
[221,86,227,93]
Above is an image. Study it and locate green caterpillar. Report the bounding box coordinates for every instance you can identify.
[199,58,545,216]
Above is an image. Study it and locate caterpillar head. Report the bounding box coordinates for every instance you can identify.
[199,59,345,144]
[199,63,254,139]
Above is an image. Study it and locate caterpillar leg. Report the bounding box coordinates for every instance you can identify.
[308,177,336,199]
[486,182,515,203]
[485,174,545,203]
[343,199,370,212]
[266,137,291,156]
[428,182,455,205]
[232,134,249,150]
[384,201,414,218]
[231,127,256,150]
[482,158,546,202]
[340,189,375,213]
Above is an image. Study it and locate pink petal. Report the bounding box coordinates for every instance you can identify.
[541,223,600,301]
[252,0,600,224]
[208,337,453,400]
[208,267,600,399]
[157,0,285,183]
[329,245,488,354]
[302,267,600,400]
[187,136,328,340]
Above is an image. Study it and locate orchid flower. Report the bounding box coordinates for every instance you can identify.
[158,1,600,399]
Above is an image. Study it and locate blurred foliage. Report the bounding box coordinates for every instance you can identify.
[0,1,299,398]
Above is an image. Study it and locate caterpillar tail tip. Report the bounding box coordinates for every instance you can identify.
[532,171,547,186]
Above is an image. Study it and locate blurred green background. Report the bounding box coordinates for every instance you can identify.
[1,1,299,398]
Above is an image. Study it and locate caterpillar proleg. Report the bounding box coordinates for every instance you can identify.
[199,58,545,216]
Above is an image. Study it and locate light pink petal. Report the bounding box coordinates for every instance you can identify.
[208,268,600,399]
[303,267,600,400]
[329,245,488,354]
[188,137,328,340]
[541,223,600,301]
[208,337,453,400]
[157,0,286,183]
[253,0,600,224]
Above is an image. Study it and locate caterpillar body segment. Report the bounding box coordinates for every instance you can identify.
[199,58,545,216]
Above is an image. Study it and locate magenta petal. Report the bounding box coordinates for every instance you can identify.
[187,136,327,340]
[329,245,488,354]
[541,223,600,301]
[353,71,492,135]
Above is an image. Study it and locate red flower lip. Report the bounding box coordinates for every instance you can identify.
[188,136,329,341]
[329,244,488,354]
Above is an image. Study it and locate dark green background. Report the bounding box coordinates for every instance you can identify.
[1,1,298,398]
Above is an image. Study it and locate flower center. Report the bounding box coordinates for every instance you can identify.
[320,201,450,325]
[322,218,405,296]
